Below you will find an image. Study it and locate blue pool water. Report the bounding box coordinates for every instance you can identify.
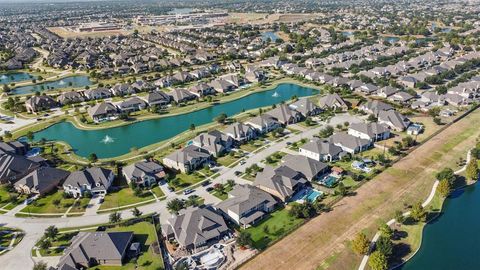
[26,147,41,157]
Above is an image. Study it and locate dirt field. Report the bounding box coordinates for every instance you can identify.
[241,108,480,270]
[48,27,131,38]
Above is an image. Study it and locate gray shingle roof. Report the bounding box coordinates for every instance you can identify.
[216,184,276,218]
[281,154,329,180]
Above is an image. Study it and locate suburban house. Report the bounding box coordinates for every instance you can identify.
[299,139,346,162]
[215,184,277,228]
[359,100,393,116]
[117,97,147,113]
[63,167,115,197]
[57,91,85,105]
[378,110,411,131]
[281,154,329,181]
[0,141,29,156]
[191,130,233,157]
[223,122,256,143]
[189,83,215,97]
[162,206,229,250]
[84,87,113,100]
[122,161,165,187]
[14,167,69,196]
[347,122,391,142]
[88,102,118,122]
[244,114,281,134]
[254,165,307,202]
[329,132,372,154]
[0,154,41,184]
[266,104,302,125]
[111,83,136,96]
[56,231,134,269]
[318,93,348,111]
[143,91,171,107]
[170,88,196,103]
[25,95,58,113]
[162,145,211,173]
[289,99,322,117]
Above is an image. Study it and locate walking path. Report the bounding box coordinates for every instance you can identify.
[357,149,472,270]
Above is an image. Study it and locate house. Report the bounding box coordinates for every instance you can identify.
[57,231,134,269]
[63,167,115,198]
[189,83,215,97]
[25,95,58,113]
[359,100,393,116]
[223,122,256,143]
[209,78,236,93]
[0,154,41,184]
[245,69,266,83]
[266,104,302,125]
[347,122,390,142]
[399,76,417,88]
[318,93,348,111]
[376,86,400,98]
[117,97,147,113]
[84,87,112,100]
[299,139,346,162]
[88,102,118,122]
[388,91,415,104]
[143,91,171,107]
[192,130,233,157]
[57,91,85,105]
[162,145,211,174]
[254,165,307,202]
[357,84,378,95]
[14,167,69,196]
[162,206,229,250]
[111,83,135,96]
[122,161,165,187]
[0,141,29,156]
[378,110,411,131]
[329,132,372,154]
[215,184,277,228]
[281,154,329,181]
[170,88,196,103]
[244,114,281,134]
[289,99,322,117]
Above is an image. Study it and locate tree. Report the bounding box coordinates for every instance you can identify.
[375,236,393,257]
[88,153,98,163]
[336,182,347,196]
[189,123,195,131]
[466,157,479,181]
[2,84,11,93]
[131,207,142,218]
[352,232,370,255]
[39,239,51,250]
[133,187,143,197]
[379,223,393,239]
[437,179,452,197]
[402,136,415,148]
[226,179,235,187]
[26,131,34,142]
[215,113,228,124]
[319,125,334,138]
[44,225,58,240]
[185,196,198,207]
[436,168,455,183]
[236,231,252,247]
[368,251,388,270]
[109,212,122,223]
[33,261,48,270]
[411,202,427,222]
[433,117,442,125]
[167,198,184,214]
[394,210,405,225]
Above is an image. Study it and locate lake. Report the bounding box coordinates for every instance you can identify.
[0,72,36,84]
[33,83,319,159]
[401,182,480,269]
[13,75,92,95]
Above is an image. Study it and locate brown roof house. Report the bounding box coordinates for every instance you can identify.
[14,167,69,196]
[254,165,307,202]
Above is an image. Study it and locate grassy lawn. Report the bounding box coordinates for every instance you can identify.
[150,186,165,198]
[209,184,234,201]
[240,140,266,153]
[0,185,27,209]
[99,188,154,211]
[245,206,304,250]
[168,172,205,190]
[216,152,244,167]
[22,191,90,214]
[288,138,309,151]
[263,151,287,166]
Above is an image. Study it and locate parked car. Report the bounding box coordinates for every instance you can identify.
[183,189,194,195]
[96,226,106,231]
[234,171,242,176]
[168,187,175,192]
[201,180,211,187]
[240,160,246,165]
[206,187,214,192]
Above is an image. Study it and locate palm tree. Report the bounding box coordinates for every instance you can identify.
[167,198,184,214]
[44,225,58,240]
[109,212,122,223]
[131,207,142,218]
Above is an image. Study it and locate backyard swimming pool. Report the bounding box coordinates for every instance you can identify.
[292,188,323,202]
[318,175,339,188]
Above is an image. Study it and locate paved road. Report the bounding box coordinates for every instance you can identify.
[0,113,361,269]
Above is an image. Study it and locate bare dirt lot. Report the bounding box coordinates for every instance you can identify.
[241,108,480,270]
[48,27,131,38]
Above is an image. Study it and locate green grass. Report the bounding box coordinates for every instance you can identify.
[245,207,304,250]
[216,153,243,167]
[99,188,154,210]
[209,184,234,201]
[150,186,165,198]
[264,151,287,166]
[22,191,90,214]
[168,172,205,190]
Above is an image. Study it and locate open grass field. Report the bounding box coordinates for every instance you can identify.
[240,108,480,270]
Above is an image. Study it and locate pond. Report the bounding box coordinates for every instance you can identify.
[12,75,92,95]
[401,182,480,270]
[33,83,319,159]
[383,36,400,43]
[0,72,36,84]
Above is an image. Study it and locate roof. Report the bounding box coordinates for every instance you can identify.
[63,167,112,190]
[224,122,254,139]
[254,165,307,200]
[360,100,393,115]
[282,154,329,180]
[0,154,39,182]
[123,161,164,181]
[266,104,301,124]
[348,122,389,138]
[378,110,410,130]
[57,231,133,269]
[14,167,69,194]
[289,99,320,116]
[318,93,347,109]
[215,184,276,220]
[166,206,229,248]
[87,102,117,117]
[329,132,371,151]
[300,139,344,157]
[164,145,211,165]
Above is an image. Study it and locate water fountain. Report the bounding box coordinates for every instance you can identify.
[101,135,114,144]
[58,80,66,85]
[272,91,280,97]
[0,75,7,80]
